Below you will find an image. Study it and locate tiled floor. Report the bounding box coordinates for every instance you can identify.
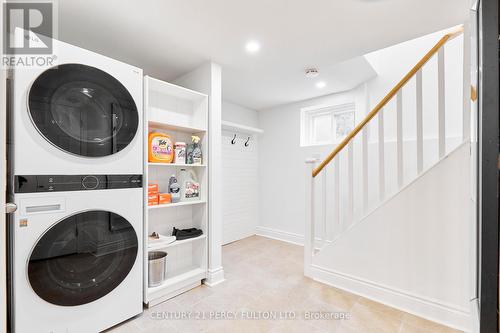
[109,235,462,333]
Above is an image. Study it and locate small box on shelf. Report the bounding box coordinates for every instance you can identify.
[148,194,159,206]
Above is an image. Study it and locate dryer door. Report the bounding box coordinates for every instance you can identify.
[27,210,138,306]
[28,64,139,157]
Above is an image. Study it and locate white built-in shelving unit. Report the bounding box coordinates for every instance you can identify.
[143,76,209,307]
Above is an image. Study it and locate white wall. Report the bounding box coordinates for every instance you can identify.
[222,101,259,128]
[221,101,260,244]
[312,143,473,331]
[257,89,366,239]
[257,27,466,243]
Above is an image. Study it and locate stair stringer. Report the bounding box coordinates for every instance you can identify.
[311,142,473,332]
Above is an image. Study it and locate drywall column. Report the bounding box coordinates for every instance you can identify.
[174,62,225,286]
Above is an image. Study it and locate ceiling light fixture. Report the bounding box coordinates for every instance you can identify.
[316,81,326,89]
[245,40,260,53]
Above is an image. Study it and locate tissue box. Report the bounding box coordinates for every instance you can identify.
[148,183,159,195]
[148,194,159,206]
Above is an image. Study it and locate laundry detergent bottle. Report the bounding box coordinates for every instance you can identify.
[179,169,200,201]
[149,132,174,163]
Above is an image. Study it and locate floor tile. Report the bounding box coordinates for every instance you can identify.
[109,235,460,333]
[334,302,401,333]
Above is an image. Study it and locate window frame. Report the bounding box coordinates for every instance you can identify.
[300,102,356,147]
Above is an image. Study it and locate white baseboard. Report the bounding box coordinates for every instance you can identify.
[310,265,472,332]
[204,267,225,287]
[256,226,304,245]
[255,226,328,249]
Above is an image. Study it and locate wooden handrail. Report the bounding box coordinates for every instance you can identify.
[312,26,464,177]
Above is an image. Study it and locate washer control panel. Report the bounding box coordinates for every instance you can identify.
[81,175,100,190]
[14,174,142,193]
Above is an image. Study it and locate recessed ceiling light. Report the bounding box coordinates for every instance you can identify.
[316,81,326,89]
[245,41,260,53]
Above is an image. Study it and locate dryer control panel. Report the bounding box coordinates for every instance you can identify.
[14,174,142,193]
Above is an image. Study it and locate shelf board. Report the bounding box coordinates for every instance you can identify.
[148,266,206,296]
[148,162,206,168]
[148,234,206,251]
[221,120,264,135]
[148,200,207,210]
[145,76,208,101]
[149,120,206,134]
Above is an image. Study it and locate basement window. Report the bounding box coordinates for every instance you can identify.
[300,102,356,147]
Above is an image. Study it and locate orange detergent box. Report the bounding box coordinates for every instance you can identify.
[158,193,172,204]
[148,194,159,206]
[148,184,159,195]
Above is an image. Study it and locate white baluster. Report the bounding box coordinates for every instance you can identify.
[416,70,423,174]
[438,47,446,158]
[333,158,340,237]
[378,110,385,200]
[397,90,403,188]
[321,169,327,249]
[304,158,316,277]
[462,24,471,141]
[347,142,354,226]
[362,85,369,213]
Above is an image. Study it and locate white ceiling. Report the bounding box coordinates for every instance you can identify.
[57,0,469,110]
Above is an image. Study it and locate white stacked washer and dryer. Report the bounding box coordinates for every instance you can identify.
[8,38,143,333]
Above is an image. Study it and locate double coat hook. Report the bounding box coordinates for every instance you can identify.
[229,134,251,147]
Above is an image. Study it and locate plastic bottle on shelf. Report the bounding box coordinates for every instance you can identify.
[179,168,200,202]
[186,136,202,165]
[174,142,186,164]
[168,175,181,203]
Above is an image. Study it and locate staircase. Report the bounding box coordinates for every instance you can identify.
[304,25,477,332]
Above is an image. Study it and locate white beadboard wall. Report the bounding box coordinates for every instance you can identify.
[221,101,260,244]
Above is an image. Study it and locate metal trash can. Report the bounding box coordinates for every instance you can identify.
[148,251,167,287]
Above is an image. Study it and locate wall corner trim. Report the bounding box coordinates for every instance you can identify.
[204,267,225,287]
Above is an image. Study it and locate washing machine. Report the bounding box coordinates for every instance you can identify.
[10,175,143,333]
[10,38,143,175]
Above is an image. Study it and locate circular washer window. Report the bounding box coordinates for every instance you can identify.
[28,64,139,157]
[28,210,138,306]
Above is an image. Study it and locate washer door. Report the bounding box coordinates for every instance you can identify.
[28,64,139,157]
[28,211,138,306]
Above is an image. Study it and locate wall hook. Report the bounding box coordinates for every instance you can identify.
[244,136,250,147]
[231,134,237,144]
